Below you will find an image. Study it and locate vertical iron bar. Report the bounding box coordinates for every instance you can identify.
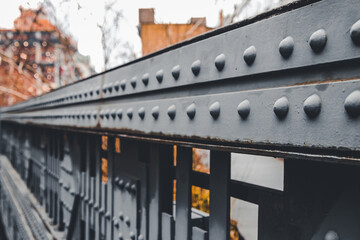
[209,150,230,240]
[148,144,173,240]
[106,136,114,240]
[175,146,192,240]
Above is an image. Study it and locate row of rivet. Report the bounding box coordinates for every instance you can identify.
[39,20,360,106]
[99,90,360,120]
[114,177,137,193]
[13,90,360,120]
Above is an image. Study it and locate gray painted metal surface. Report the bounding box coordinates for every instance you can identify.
[1,0,360,239]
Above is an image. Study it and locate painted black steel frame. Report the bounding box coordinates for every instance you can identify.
[1,0,360,239]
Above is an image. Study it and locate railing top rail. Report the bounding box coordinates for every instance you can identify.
[1,0,360,157]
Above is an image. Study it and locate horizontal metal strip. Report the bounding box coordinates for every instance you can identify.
[4,0,360,112]
[4,79,360,151]
[191,170,282,205]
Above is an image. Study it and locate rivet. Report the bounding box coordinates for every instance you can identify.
[81,111,86,119]
[209,101,220,119]
[107,82,113,93]
[350,20,360,45]
[125,182,131,191]
[215,53,225,71]
[114,219,119,228]
[99,207,105,214]
[92,110,97,119]
[118,179,124,188]
[279,36,294,59]
[103,84,108,93]
[120,79,126,90]
[96,87,100,95]
[243,46,256,65]
[118,233,123,240]
[167,105,176,119]
[125,216,131,226]
[172,65,180,80]
[273,97,289,119]
[78,92,82,98]
[191,60,201,76]
[111,109,116,119]
[237,100,250,119]
[131,77,137,88]
[186,103,196,119]
[344,90,360,117]
[129,231,135,239]
[117,108,123,119]
[142,73,149,86]
[138,234,144,240]
[87,111,92,119]
[324,230,339,240]
[119,212,124,220]
[84,91,88,98]
[127,108,133,119]
[114,177,119,182]
[104,110,110,119]
[156,69,163,83]
[89,88,93,96]
[114,81,120,91]
[131,184,136,193]
[138,107,145,119]
[304,94,321,118]
[309,29,327,53]
[152,106,160,119]
[70,188,75,195]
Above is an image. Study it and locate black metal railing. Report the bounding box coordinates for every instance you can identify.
[1,0,360,239]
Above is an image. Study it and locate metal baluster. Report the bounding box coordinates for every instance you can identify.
[175,146,192,240]
[209,150,230,240]
[105,136,114,240]
[149,143,173,240]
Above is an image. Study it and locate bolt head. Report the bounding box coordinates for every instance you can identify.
[237,99,250,119]
[304,94,321,118]
[152,106,160,119]
[167,105,176,120]
[156,69,164,83]
[138,107,145,119]
[171,65,180,80]
[309,29,327,53]
[191,60,201,76]
[350,19,360,45]
[243,46,257,65]
[142,73,149,86]
[209,101,220,119]
[215,53,225,71]
[324,230,339,240]
[273,96,289,119]
[279,36,294,59]
[186,103,196,119]
[344,90,360,117]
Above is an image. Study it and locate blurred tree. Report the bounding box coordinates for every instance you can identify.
[97,0,136,70]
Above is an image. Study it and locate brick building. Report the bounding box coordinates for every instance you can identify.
[0,6,94,106]
[138,8,214,56]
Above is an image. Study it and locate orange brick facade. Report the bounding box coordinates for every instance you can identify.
[139,9,213,56]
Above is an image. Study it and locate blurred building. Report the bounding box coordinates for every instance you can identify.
[0,6,94,106]
[139,8,214,56]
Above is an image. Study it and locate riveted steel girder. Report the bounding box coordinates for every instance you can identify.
[1,0,360,153]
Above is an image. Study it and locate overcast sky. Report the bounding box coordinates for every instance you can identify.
[0,0,280,72]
